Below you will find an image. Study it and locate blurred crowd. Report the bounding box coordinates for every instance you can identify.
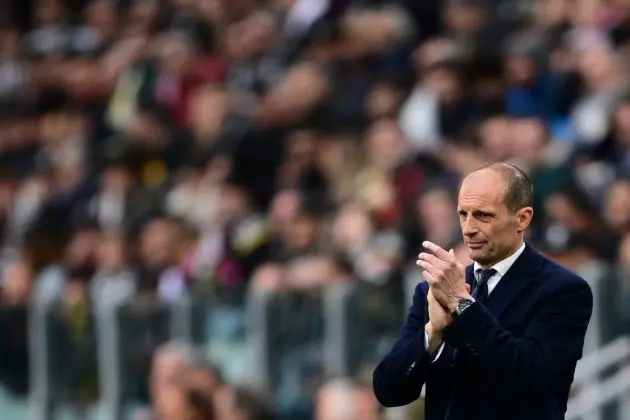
[2,0,630,418]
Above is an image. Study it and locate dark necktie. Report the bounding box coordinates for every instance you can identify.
[473,268,496,304]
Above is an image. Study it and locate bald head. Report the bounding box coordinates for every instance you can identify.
[466,163,533,214]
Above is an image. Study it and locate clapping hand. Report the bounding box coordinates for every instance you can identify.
[417,241,471,313]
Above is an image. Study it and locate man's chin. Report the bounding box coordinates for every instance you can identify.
[468,249,490,264]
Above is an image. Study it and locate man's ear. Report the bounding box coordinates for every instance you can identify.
[515,207,533,233]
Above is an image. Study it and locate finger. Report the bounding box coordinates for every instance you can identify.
[417,260,442,278]
[422,241,453,261]
[465,283,471,294]
[423,270,438,284]
[449,248,455,257]
[417,252,446,268]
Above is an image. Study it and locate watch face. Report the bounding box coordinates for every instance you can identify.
[457,298,474,315]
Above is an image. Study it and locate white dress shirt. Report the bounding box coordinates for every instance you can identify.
[424,242,526,361]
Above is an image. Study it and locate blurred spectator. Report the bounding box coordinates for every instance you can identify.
[1,0,630,418]
[315,378,379,420]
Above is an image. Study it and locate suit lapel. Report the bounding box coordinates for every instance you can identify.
[471,243,544,320]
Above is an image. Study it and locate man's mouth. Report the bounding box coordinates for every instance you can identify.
[467,241,487,249]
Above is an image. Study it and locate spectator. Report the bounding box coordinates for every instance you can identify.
[1,0,630,419]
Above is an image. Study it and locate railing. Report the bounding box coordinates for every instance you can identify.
[567,365,630,420]
[0,260,625,419]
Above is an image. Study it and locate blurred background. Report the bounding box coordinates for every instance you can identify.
[0,0,630,419]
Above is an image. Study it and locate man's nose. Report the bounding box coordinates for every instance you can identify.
[462,218,479,236]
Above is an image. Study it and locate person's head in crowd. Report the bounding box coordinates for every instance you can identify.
[533,0,571,29]
[185,361,224,395]
[282,209,320,255]
[251,263,285,292]
[258,62,330,127]
[577,47,620,92]
[543,186,600,235]
[416,183,460,249]
[510,117,549,167]
[159,31,199,75]
[477,115,512,162]
[412,38,464,73]
[101,158,134,195]
[65,221,100,268]
[238,10,279,59]
[341,6,416,57]
[268,189,302,236]
[316,137,364,201]
[189,84,231,140]
[603,179,630,233]
[315,378,379,420]
[277,129,320,188]
[365,79,404,120]
[570,0,606,28]
[442,0,490,36]
[539,230,597,269]
[421,61,463,105]
[139,217,177,270]
[1,260,33,305]
[84,0,118,42]
[332,202,375,254]
[95,231,127,272]
[128,0,163,34]
[35,0,63,25]
[158,383,215,420]
[214,386,276,420]
[153,359,222,420]
[2,108,39,149]
[151,342,205,419]
[504,48,538,87]
[365,118,408,173]
[151,342,197,398]
[38,106,75,147]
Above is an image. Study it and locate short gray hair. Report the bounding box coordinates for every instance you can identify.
[474,162,534,213]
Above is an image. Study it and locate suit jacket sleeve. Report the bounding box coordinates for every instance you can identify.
[442,273,593,395]
[373,282,430,407]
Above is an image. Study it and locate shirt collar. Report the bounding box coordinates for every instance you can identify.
[473,242,526,279]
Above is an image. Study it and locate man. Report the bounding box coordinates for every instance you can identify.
[373,163,593,420]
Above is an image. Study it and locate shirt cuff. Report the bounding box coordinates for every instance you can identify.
[424,330,445,363]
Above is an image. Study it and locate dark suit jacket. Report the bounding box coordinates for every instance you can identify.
[373,244,593,420]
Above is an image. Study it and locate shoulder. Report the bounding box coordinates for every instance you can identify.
[538,257,593,303]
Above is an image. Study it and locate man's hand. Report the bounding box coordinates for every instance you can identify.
[417,241,471,313]
[427,287,452,332]
[425,283,471,357]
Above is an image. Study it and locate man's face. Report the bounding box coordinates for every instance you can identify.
[457,170,530,266]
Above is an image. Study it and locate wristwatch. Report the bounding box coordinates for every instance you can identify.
[453,297,475,317]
